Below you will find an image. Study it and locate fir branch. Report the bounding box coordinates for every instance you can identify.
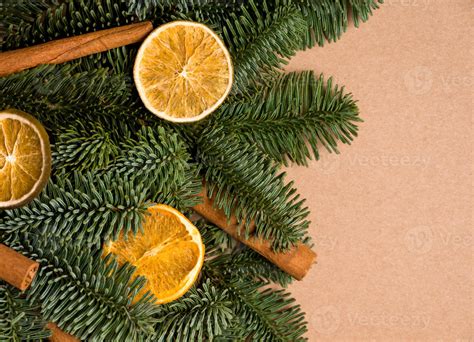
[0,283,50,342]
[212,71,361,166]
[4,233,158,341]
[154,280,234,341]
[276,0,383,47]
[127,0,240,23]
[204,260,307,342]
[52,119,129,172]
[71,46,138,74]
[110,126,189,183]
[0,172,150,244]
[226,249,294,287]
[214,321,248,342]
[198,221,236,253]
[0,64,132,129]
[219,1,307,93]
[155,162,203,211]
[228,279,306,341]
[126,0,179,21]
[108,126,203,210]
[0,0,53,48]
[1,0,135,51]
[198,130,310,251]
[198,223,292,286]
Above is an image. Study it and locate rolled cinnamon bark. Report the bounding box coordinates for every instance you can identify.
[193,190,317,280]
[0,21,153,77]
[47,323,80,342]
[0,244,39,291]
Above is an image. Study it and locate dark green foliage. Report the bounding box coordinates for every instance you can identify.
[266,0,383,48]
[221,249,293,287]
[223,278,306,341]
[1,0,135,51]
[199,223,293,287]
[156,162,202,212]
[52,119,126,172]
[128,0,240,23]
[218,1,307,93]
[211,71,361,166]
[198,130,309,251]
[110,127,189,186]
[0,64,132,129]
[201,235,307,342]
[198,221,236,252]
[0,172,150,244]
[4,233,158,341]
[0,284,50,341]
[154,222,304,341]
[109,126,203,210]
[72,46,139,73]
[154,280,234,341]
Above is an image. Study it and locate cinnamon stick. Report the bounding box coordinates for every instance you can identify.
[47,323,80,342]
[0,244,39,291]
[193,190,317,280]
[0,21,153,77]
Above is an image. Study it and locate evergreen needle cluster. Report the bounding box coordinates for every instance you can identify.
[0,0,381,340]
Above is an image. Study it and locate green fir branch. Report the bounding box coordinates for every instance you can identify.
[198,130,310,251]
[278,0,383,47]
[108,126,203,209]
[204,256,307,341]
[0,284,50,342]
[212,71,361,166]
[0,64,132,129]
[228,279,306,341]
[1,0,135,51]
[198,221,236,253]
[52,119,129,172]
[153,280,234,341]
[4,233,158,341]
[199,223,293,286]
[223,249,294,287]
[219,1,307,93]
[0,172,150,244]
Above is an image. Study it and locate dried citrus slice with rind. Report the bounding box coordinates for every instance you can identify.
[104,204,205,304]
[134,21,233,123]
[0,109,51,209]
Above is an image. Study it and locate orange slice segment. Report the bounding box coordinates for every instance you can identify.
[104,204,205,304]
[0,109,51,209]
[134,21,233,123]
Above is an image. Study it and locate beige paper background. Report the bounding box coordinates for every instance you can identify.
[284,0,473,340]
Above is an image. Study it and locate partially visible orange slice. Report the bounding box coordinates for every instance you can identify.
[104,204,205,304]
[0,109,51,209]
[134,21,233,123]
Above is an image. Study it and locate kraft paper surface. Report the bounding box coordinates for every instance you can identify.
[285,1,472,340]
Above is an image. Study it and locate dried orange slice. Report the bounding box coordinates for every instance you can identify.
[133,21,233,123]
[0,109,51,209]
[104,204,205,304]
